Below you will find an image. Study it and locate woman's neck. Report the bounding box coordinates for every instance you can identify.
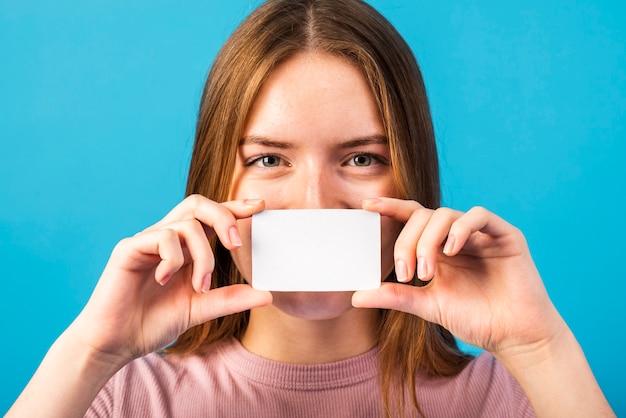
[240,297,380,364]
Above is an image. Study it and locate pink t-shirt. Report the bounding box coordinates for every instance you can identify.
[86,338,535,417]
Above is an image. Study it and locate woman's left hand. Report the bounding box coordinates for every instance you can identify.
[352,197,563,359]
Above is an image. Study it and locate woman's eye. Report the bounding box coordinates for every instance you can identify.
[249,155,282,167]
[351,154,373,167]
[261,156,281,167]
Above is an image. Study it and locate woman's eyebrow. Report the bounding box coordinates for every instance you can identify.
[239,135,294,149]
[239,134,388,148]
[337,135,389,149]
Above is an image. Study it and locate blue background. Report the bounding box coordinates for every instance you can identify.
[1,0,624,414]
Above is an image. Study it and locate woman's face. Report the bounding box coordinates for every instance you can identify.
[229,52,402,319]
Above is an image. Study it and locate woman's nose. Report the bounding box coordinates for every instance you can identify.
[287,165,347,209]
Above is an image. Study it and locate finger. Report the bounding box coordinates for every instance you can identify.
[115,229,186,285]
[444,206,519,256]
[145,195,265,250]
[361,197,430,283]
[220,198,266,219]
[205,199,266,251]
[415,207,463,280]
[156,219,216,294]
[361,197,423,222]
[393,208,434,282]
[154,195,266,226]
[189,284,273,326]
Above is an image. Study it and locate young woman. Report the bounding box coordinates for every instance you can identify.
[8,0,614,417]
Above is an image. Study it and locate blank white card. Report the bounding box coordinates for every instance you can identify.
[251,209,381,292]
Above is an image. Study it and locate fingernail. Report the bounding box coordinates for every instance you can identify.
[361,198,382,205]
[244,199,264,205]
[201,273,212,294]
[229,226,242,247]
[417,257,428,279]
[160,273,172,286]
[443,234,456,255]
[395,259,408,282]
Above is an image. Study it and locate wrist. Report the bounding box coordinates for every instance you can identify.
[7,322,128,418]
[64,316,132,376]
[492,318,614,417]
[492,315,570,373]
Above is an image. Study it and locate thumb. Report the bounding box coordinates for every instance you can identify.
[352,283,433,319]
[189,284,272,327]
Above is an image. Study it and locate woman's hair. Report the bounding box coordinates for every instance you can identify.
[165,0,472,416]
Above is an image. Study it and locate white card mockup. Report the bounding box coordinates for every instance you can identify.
[251,209,381,291]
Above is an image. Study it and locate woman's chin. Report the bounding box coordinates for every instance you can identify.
[270,291,356,320]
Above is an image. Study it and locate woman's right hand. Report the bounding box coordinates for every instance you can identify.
[72,194,272,367]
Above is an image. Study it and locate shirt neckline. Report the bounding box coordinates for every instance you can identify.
[217,338,380,391]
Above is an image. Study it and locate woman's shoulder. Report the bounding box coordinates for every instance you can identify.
[85,339,238,417]
[417,351,536,417]
[118,338,243,386]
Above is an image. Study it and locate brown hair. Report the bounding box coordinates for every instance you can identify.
[166,0,472,416]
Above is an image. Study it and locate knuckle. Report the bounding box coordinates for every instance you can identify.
[390,283,405,299]
[408,207,432,223]
[397,199,422,214]
[169,252,185,268]
[181,218,203,232]
[451,221,471,237]
[510,225,526,242]
[433,207,456,221]
[214,206,237,227]
[389,284,412,309]
[160,227,179,241]
[185,193,206,209]
[113,237,133,254]
[159,230,184,263]
[393,239,411,257]
[468,205,488,217]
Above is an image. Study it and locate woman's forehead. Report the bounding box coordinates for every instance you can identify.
[242,52,384,146]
